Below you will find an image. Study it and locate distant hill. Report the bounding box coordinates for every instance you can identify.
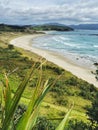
[41,23,68,27]
[31,24,74,31]
[0,23,74,32]
[0,24,29,32]
[69,24,98,30]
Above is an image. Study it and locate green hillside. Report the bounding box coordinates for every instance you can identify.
[0,24,74,32]
[0,24,28,32]
[0,32,98,129]
[32,24,74,31]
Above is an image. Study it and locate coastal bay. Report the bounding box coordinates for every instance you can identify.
[10,34,98,87]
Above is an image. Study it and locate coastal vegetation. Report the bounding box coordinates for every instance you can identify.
[0,24,29,32]
[31,24,74,31]
[0,32,98,129]
[93,63,98,80]
[0,23,74,32]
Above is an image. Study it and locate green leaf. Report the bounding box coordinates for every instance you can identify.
[25,105,40,130]
[1,75,12,123]
[16,64,43,130]
[16,80,50,130]
[4,74,11,118]
[2,64,37,130]
[56,102,74,130]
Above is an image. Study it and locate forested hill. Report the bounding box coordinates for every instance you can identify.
[0,23,74,32]
[0,24,29,32]
[31,24,74,31]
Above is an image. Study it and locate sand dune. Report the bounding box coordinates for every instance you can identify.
[10,34,98,87]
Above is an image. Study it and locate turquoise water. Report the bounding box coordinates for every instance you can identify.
[32,30,98,69]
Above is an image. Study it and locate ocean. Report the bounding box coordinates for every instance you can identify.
[32,30,98,70]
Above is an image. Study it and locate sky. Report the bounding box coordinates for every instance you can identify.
[0,0,98,25]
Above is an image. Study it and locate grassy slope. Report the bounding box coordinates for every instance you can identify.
[0,32,97,126]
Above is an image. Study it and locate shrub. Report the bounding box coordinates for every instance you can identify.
[56,96,68,106]
[86,92,98,124]
[96,69,98,75]
[14,104,27,125]
[65,77,78,86]
[33,117,55,130]
[59,111,66,116]
[66,119,91,130]
[8,44,14,50]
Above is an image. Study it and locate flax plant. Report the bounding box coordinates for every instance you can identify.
[0,62,73,130]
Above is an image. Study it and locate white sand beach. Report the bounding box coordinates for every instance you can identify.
[10,34,98,88]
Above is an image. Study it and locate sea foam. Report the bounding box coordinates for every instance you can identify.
[32,30,98,69]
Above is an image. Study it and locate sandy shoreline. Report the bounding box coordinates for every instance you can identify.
[10,34,98,87]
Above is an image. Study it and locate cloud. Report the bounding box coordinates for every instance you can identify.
[0,0,98,24]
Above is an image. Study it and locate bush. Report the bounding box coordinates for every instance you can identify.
[65,77,78,86]
[56,96,68,106]
[86,92,98,124]
[66,119,91,130]
[96,69,98,75]
[53,67,64,75]
[8,44,14,50]
[58,111,66,116]
[14,104,27,125]
[79,91,91,100]
[34,117,55,130]
[79,82,97,100]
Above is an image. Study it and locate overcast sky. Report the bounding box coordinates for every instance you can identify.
[0,0,98,25]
